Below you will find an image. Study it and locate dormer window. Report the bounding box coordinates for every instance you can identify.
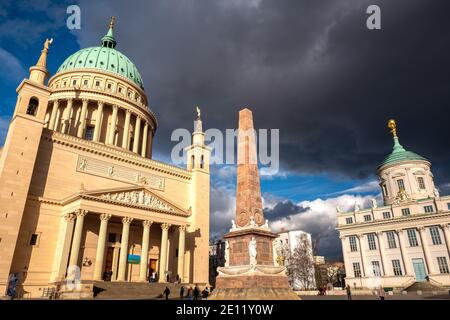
[417,177,426,190]
[397,179,405,191]
[382,184,388,197]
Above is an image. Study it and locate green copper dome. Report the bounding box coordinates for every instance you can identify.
[56,22,144,90]
[378,136,428,169]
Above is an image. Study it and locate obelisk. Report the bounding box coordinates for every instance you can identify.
[209,108,299,300]
[235,108,265,228]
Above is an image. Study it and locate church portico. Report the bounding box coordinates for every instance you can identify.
[53,190,191,286]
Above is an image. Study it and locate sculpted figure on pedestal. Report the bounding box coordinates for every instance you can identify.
[224,241,230,267]
[248,237,257,269]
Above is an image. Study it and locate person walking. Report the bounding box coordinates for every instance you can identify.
[179,286,185,300]
[377,285,385,301]
[163,286,170,300]
[187,286,193,300]
[193,286,200,300]
[202,287,210,299]
[346,284,352,300]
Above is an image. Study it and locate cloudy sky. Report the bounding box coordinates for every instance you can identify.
[1,0,450,260]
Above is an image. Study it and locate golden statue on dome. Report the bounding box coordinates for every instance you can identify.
[388,119,397,137]
[109,16,116,29]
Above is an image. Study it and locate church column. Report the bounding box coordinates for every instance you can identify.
[93,214,112,281]
[139,220,153,282]
[122,110,131,149]
[396,229,413,275]
[376,231,387,276]
[77,98,89,138]
[48,99,59,130]
[146,128,153,158]
[117,217,133,281]
[441,223,450,254]
[158,223,171,282]
[68,209,88,268]
[93,101,104,142]
[177,225,186,282]
[418,227,433,274]
[141,121,148,158]
[132,116,141,153]
[107,104,119,145]
[51,213,76,282]
[61,98,73,134]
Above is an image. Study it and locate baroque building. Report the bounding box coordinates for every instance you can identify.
[336,120,450,289]
[0,18,210,298]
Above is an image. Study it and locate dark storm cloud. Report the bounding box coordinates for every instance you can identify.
[75,0,450,186]
[264,201,309,220]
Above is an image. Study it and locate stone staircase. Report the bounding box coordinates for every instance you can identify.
[92,281,185,299]
[404,281,445,293]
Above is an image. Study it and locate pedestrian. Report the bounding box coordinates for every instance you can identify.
[180,286,185,300]
[377,285,385,301]
[163,286,170,300]
[346,284,352,300]
[166,273,170,283]
[187,286,193,300]
[202,287,210,299]
[193,286,200,300]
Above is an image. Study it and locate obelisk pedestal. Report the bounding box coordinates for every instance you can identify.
[209,108,299,300]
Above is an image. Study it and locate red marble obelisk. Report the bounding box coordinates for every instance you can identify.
[235,108,265,228]
[209,108,298,300]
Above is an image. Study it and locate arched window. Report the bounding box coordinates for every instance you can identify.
[26,97,39,116]
[191,155,195,169]
[200,155,204,169]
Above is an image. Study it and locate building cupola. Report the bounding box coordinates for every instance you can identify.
[377,119,437,206]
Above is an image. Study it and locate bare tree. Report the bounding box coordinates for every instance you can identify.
[286,235,315,290]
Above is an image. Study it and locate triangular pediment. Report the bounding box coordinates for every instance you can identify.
[65,186,189,216]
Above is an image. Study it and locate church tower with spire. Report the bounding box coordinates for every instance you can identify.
[185,107,211,284]
[0,38,52,292]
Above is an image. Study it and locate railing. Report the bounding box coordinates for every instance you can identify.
[400,277,416,289]
[42,287,57,299]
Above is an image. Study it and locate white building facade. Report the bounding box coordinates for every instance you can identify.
[336,120,450,289]
[274,230,316,290]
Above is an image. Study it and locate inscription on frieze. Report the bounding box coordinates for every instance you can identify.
[77,156,165,191]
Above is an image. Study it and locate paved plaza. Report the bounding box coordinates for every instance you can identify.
[299,294,450,300]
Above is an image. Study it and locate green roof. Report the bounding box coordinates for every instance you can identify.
[56,24,144,90]
[378,136,428,168]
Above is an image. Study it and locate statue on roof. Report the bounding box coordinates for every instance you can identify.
[44,38,53,51]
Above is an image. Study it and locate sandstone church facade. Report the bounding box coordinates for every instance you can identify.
[0,19,210,298]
